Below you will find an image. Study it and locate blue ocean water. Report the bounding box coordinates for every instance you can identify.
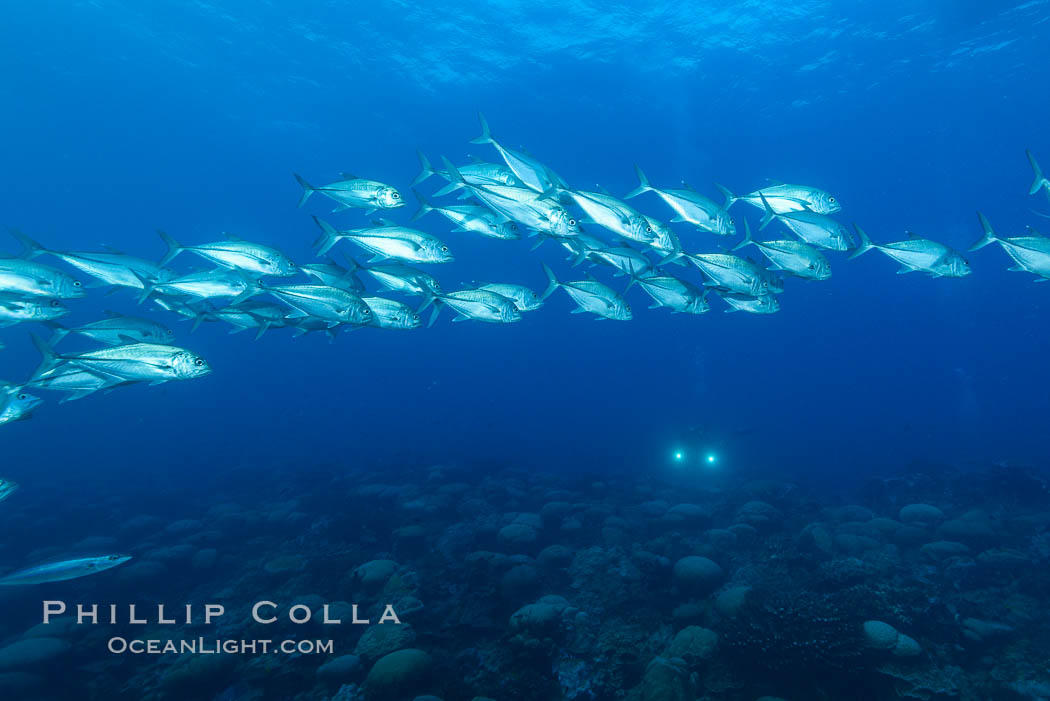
[2,2,1050,700]
[2,1,1048,478]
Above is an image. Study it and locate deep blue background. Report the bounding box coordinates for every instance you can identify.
[1,1,1048,490]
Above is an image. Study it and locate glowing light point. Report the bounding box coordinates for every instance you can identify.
[706,454,716,464]
[674,452,684,461]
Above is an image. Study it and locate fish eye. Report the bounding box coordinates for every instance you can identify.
[392,192,400,199]
[51,299,61,307]
[569,219,576,226]
[829,197,836,202]
[646,226,653,233]
[17,393,27,400]
[413,314,420,321]
[194,358,204,367]
[108,555,119,561]
[363,308,371,314]
[73,281,82,287]
[166,329,174,335]
[441,246,449,252]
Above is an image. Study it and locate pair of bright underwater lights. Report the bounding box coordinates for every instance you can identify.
[673,450,717,466]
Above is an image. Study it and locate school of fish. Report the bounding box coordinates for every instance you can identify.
[0,116,1046,583]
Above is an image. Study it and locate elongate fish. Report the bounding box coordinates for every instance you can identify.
[628,273,710,315]
[683,252,779,297]
[31,335,212,385]
[626,165,736,237]
[759,194,852,251]
[29,366,135,402]
[425,289,522,326]
[413,189,521,240]
[48,312,174,346]
[364,263,443,297]
[470,113,569,194]
[852,225,970,277]
[969,212,1050,280]
[313,217,453,263]
[719,181,840,214]
[720,292,781,314]
[476,283,544,312]
[439,159,581,239]
[294,173,405,213]
[157,231,297,277]
[138,269,259,304]
[558,188,658,245]
[734,219,831,281]
[0,295,69,326]
[0,256,85,299]
[412,151,522,189]
[301,259,367,293]
[12,230,171,289]
[262,283,374,326]
[363,296,422,329]
[0,555,132,585]
[541,263,631,320]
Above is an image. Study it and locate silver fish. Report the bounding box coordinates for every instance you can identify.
[541,263,631,320]
[440,159,581,238]
[721,181,840,215]
[31,335,212,385]
[684,252,779,297]
[426,289,521,326]
[0,478,17,503]
[49,312,174,346]
[0,555,132,586]
[364,263,443,297]
[294,173,404,213]
[263,283,374,326]
[759,194,852,251]
[733,220,831,281]
[969,212,1050,280]
[363,296,422,329]
[477,283,544,312]
[12,230,171,289]
[559,188,657,244]
[0,295,69,326]
[0,390,42,426]
[586,245,655,277]
[412,151,523,189]
[287,316,342,341]
[0,256,85,299]
[227,300,293,339]
[852,225,970,278]
[469,113,569,193]
[313,217,452,264]
[626,166,735,236]
[301,259,366,293]
[720,292,781,314]
[413,189,520,240]
[628,274,710,315]
[158,231,297,277]
[29,366,135,402]
[140,269,258,304]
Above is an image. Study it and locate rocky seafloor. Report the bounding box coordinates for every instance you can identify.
[1,460,1049,701]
